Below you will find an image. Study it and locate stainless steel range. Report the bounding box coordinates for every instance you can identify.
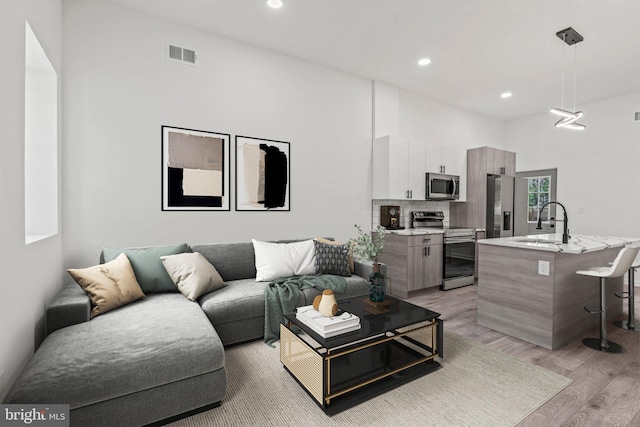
[412,211,476,290]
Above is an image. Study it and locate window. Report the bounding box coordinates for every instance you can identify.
[527,176,550,223]
[24,21,58,244]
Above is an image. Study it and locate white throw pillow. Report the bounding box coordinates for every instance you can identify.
[252,239,316,282]
[161,252,226,301]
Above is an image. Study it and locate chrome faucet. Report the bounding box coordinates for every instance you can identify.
[536,201,570,244]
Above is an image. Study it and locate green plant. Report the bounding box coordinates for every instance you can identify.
[346,224,386,265]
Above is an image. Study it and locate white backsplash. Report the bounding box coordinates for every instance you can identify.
[372,200,451,229]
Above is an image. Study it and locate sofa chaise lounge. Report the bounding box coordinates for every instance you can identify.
[5,239,379,426]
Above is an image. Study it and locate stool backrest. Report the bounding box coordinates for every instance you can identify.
[609,245,640,278]
[632,250,640,269]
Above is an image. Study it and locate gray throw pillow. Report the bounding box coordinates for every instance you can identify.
[314,240,351,277]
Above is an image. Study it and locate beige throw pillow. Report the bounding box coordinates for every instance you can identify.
[161,252,226,301]
[68,253,145,318]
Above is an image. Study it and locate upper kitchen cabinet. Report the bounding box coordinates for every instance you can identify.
[425,144,467,202]
[425,144,462,175]
[407,139,426,200]
[484,146,516,176]
[373,135,425,200]
[463,146,516,229]
[373,136,467,201]
[424,143,443,174]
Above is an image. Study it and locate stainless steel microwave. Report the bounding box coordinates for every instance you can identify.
[426,173,460,200]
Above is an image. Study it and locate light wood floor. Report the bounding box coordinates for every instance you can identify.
[407,284,640,427]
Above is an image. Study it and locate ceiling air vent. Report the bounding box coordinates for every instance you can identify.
[166,43,197,66]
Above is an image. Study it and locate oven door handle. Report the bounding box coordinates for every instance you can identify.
[444,238,476,244]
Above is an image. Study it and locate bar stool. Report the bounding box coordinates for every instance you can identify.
[576,245,640,353]
[613,252,640,331]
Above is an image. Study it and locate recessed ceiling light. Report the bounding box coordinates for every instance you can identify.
[267,0,283,8]
[417,58,431,67]
[500,92,513,99]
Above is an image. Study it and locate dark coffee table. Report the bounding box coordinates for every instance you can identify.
[280,296,443,415]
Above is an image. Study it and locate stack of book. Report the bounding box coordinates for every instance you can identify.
[295,305,361,338]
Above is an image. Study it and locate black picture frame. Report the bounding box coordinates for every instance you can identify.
[161,126,231,211]
[235,135,290,211]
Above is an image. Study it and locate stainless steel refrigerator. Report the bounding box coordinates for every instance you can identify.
[486,174,515,238]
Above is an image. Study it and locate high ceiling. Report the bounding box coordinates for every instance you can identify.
[106,0,640,121]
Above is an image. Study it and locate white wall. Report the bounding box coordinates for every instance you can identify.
[0,0,62,401]
[506,92,640,237]
[374,81,506,149]
[62,0,373,268]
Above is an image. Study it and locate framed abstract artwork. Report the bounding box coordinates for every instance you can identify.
[162,126,230,211]
[235,136,290,211]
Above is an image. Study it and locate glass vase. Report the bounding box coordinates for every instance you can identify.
[369,263,385,303]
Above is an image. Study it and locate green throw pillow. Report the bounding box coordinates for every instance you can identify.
[102,243,189,293]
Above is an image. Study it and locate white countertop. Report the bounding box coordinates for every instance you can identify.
[478,233,640,254]
[384,227,485,236]
[385,229,444,236]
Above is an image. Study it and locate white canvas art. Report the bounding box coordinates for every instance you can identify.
[235,135,290,211]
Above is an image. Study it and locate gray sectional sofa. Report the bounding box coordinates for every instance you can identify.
[5,239,378,426]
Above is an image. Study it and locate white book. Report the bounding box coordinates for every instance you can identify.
[301,321,361,339]
[296,305,360,332]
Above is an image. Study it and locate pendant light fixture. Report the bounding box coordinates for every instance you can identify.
[550,27,586,130]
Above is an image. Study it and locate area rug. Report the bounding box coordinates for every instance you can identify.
[168,331,571,427]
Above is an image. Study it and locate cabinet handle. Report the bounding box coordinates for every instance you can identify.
[423,238,431,243]
[442,165,445,173]
[409,190,413,199]
[406,190,410,198]
[428,246,431,256]
[423,247,427,257]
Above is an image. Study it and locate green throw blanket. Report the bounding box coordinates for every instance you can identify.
[264,275,347,347]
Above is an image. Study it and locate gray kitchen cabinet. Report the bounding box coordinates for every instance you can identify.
[460,146,516,229]
[409,240,443,291]
[378,233,444,298]
[485,146,516,176]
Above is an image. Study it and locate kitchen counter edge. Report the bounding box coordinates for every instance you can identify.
[478,234,640,254]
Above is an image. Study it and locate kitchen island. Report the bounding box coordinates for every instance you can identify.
[477,234,640,350]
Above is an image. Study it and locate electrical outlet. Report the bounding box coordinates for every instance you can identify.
[538,260,550,276]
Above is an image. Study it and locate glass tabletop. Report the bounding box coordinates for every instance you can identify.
[284,295,441,349]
